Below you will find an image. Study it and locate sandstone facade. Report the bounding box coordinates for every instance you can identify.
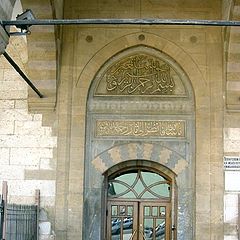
[0,1,240,240]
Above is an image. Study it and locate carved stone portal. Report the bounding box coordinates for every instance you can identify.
[85,45,195,240]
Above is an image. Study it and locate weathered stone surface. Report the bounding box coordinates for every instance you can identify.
[0,30,57,238]
[0,26,9,54]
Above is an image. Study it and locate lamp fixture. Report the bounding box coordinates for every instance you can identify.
[9,9,35,36]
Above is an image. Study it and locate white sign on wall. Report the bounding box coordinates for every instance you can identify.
[225,171,240,191]
[224,157,240,191]
[224,157,240,171]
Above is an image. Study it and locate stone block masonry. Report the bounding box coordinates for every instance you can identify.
[0,53,57,207]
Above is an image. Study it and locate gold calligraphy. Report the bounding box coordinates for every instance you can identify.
[96,120,185,137]
[104,54,175,95]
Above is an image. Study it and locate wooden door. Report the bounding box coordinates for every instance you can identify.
[107,201,171,240]
[139,202,171,240]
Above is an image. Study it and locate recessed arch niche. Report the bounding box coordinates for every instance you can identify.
[83,45,195,240]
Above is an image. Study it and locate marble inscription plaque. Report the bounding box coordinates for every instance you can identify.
[96,120,185,137]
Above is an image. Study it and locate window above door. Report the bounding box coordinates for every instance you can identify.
[108,169,171,200]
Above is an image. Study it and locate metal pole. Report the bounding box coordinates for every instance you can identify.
[2,52,44,98]
[2,18,240,27]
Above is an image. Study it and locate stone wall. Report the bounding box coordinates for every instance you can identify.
[0,36,57,229]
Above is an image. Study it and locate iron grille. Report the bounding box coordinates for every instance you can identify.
[0,197,3,240]
[6,204,38,240]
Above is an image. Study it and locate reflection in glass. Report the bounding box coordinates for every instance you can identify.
[127,206,133,216]
[111,217,121,240]
[160,207,166,216]
[111,217,133,240]
[123,217,133,240]
[155,219,165,240]
[144,206,150,216]
[144,218,153,240]
[112,206,118,216]
[152,206,158,216]
[120,206,126,215]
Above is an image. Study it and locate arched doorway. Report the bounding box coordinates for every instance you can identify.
[83,44,195,240]
[105,164,176,240]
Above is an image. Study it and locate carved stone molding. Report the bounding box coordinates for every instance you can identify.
[90,100,193,114]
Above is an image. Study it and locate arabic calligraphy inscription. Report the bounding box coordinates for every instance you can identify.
[99,54,176,95]
[96,120,185,137]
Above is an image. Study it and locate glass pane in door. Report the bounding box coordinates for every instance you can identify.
[155,219,165,240]
[111,217,121,240]
[144,218,153,240]
[123,217,133,240]
[108,170,171,200]
[111,217,134,240]
[140,203,170,240]
[108,201,137,240]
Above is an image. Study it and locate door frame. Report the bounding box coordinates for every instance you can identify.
[103,163,177,240]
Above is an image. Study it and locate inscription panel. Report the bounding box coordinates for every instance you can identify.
[95,120,186,138]
[95,52,187,96]
[105,55,175,95]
